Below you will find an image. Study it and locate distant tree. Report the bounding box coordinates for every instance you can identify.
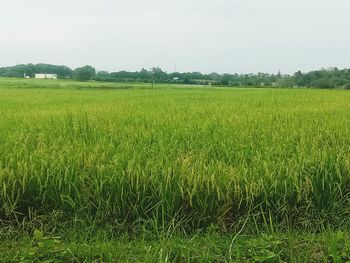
[139,68,153,81]
[34,64,73,78]
[152,67,167,82]
[2,62,350,89]
[96,71,109,78]
[345,82,350,89]
[0,63,73,78]
[221,74,231,86]
[73,65,96,81]
[95,71,111,81]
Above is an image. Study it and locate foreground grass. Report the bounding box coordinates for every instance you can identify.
[1,229,350,262]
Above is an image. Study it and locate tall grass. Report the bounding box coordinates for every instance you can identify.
[1,81,350,232]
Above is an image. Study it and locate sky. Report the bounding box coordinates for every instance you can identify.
[1,0,350,74]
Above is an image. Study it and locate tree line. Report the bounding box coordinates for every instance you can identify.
[1,63,350,89]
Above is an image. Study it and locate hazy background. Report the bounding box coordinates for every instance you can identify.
[1,0,349,74]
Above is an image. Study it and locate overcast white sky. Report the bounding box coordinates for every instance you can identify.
[1,0,349,74]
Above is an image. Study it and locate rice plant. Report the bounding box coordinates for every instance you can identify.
[1,80,350,233]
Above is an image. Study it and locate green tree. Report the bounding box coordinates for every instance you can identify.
[73,65,96,81]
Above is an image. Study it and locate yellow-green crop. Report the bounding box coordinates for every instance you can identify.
[1,78,350,232]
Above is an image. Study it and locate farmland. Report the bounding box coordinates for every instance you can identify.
[1,78,350,262]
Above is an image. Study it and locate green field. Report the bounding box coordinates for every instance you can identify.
[1,78,350,262]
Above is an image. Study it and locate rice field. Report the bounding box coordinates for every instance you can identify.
[1,78,350,261]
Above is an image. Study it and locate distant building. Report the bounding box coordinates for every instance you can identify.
[35,74,57,79]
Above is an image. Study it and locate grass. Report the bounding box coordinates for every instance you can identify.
[1,78,350,261]
[2,230,350,262]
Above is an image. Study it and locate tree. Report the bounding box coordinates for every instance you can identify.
[345,82,350,89]
[152,67,167,82]
[73,65,96,81]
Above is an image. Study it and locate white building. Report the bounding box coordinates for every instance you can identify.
[35,74,58,79]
